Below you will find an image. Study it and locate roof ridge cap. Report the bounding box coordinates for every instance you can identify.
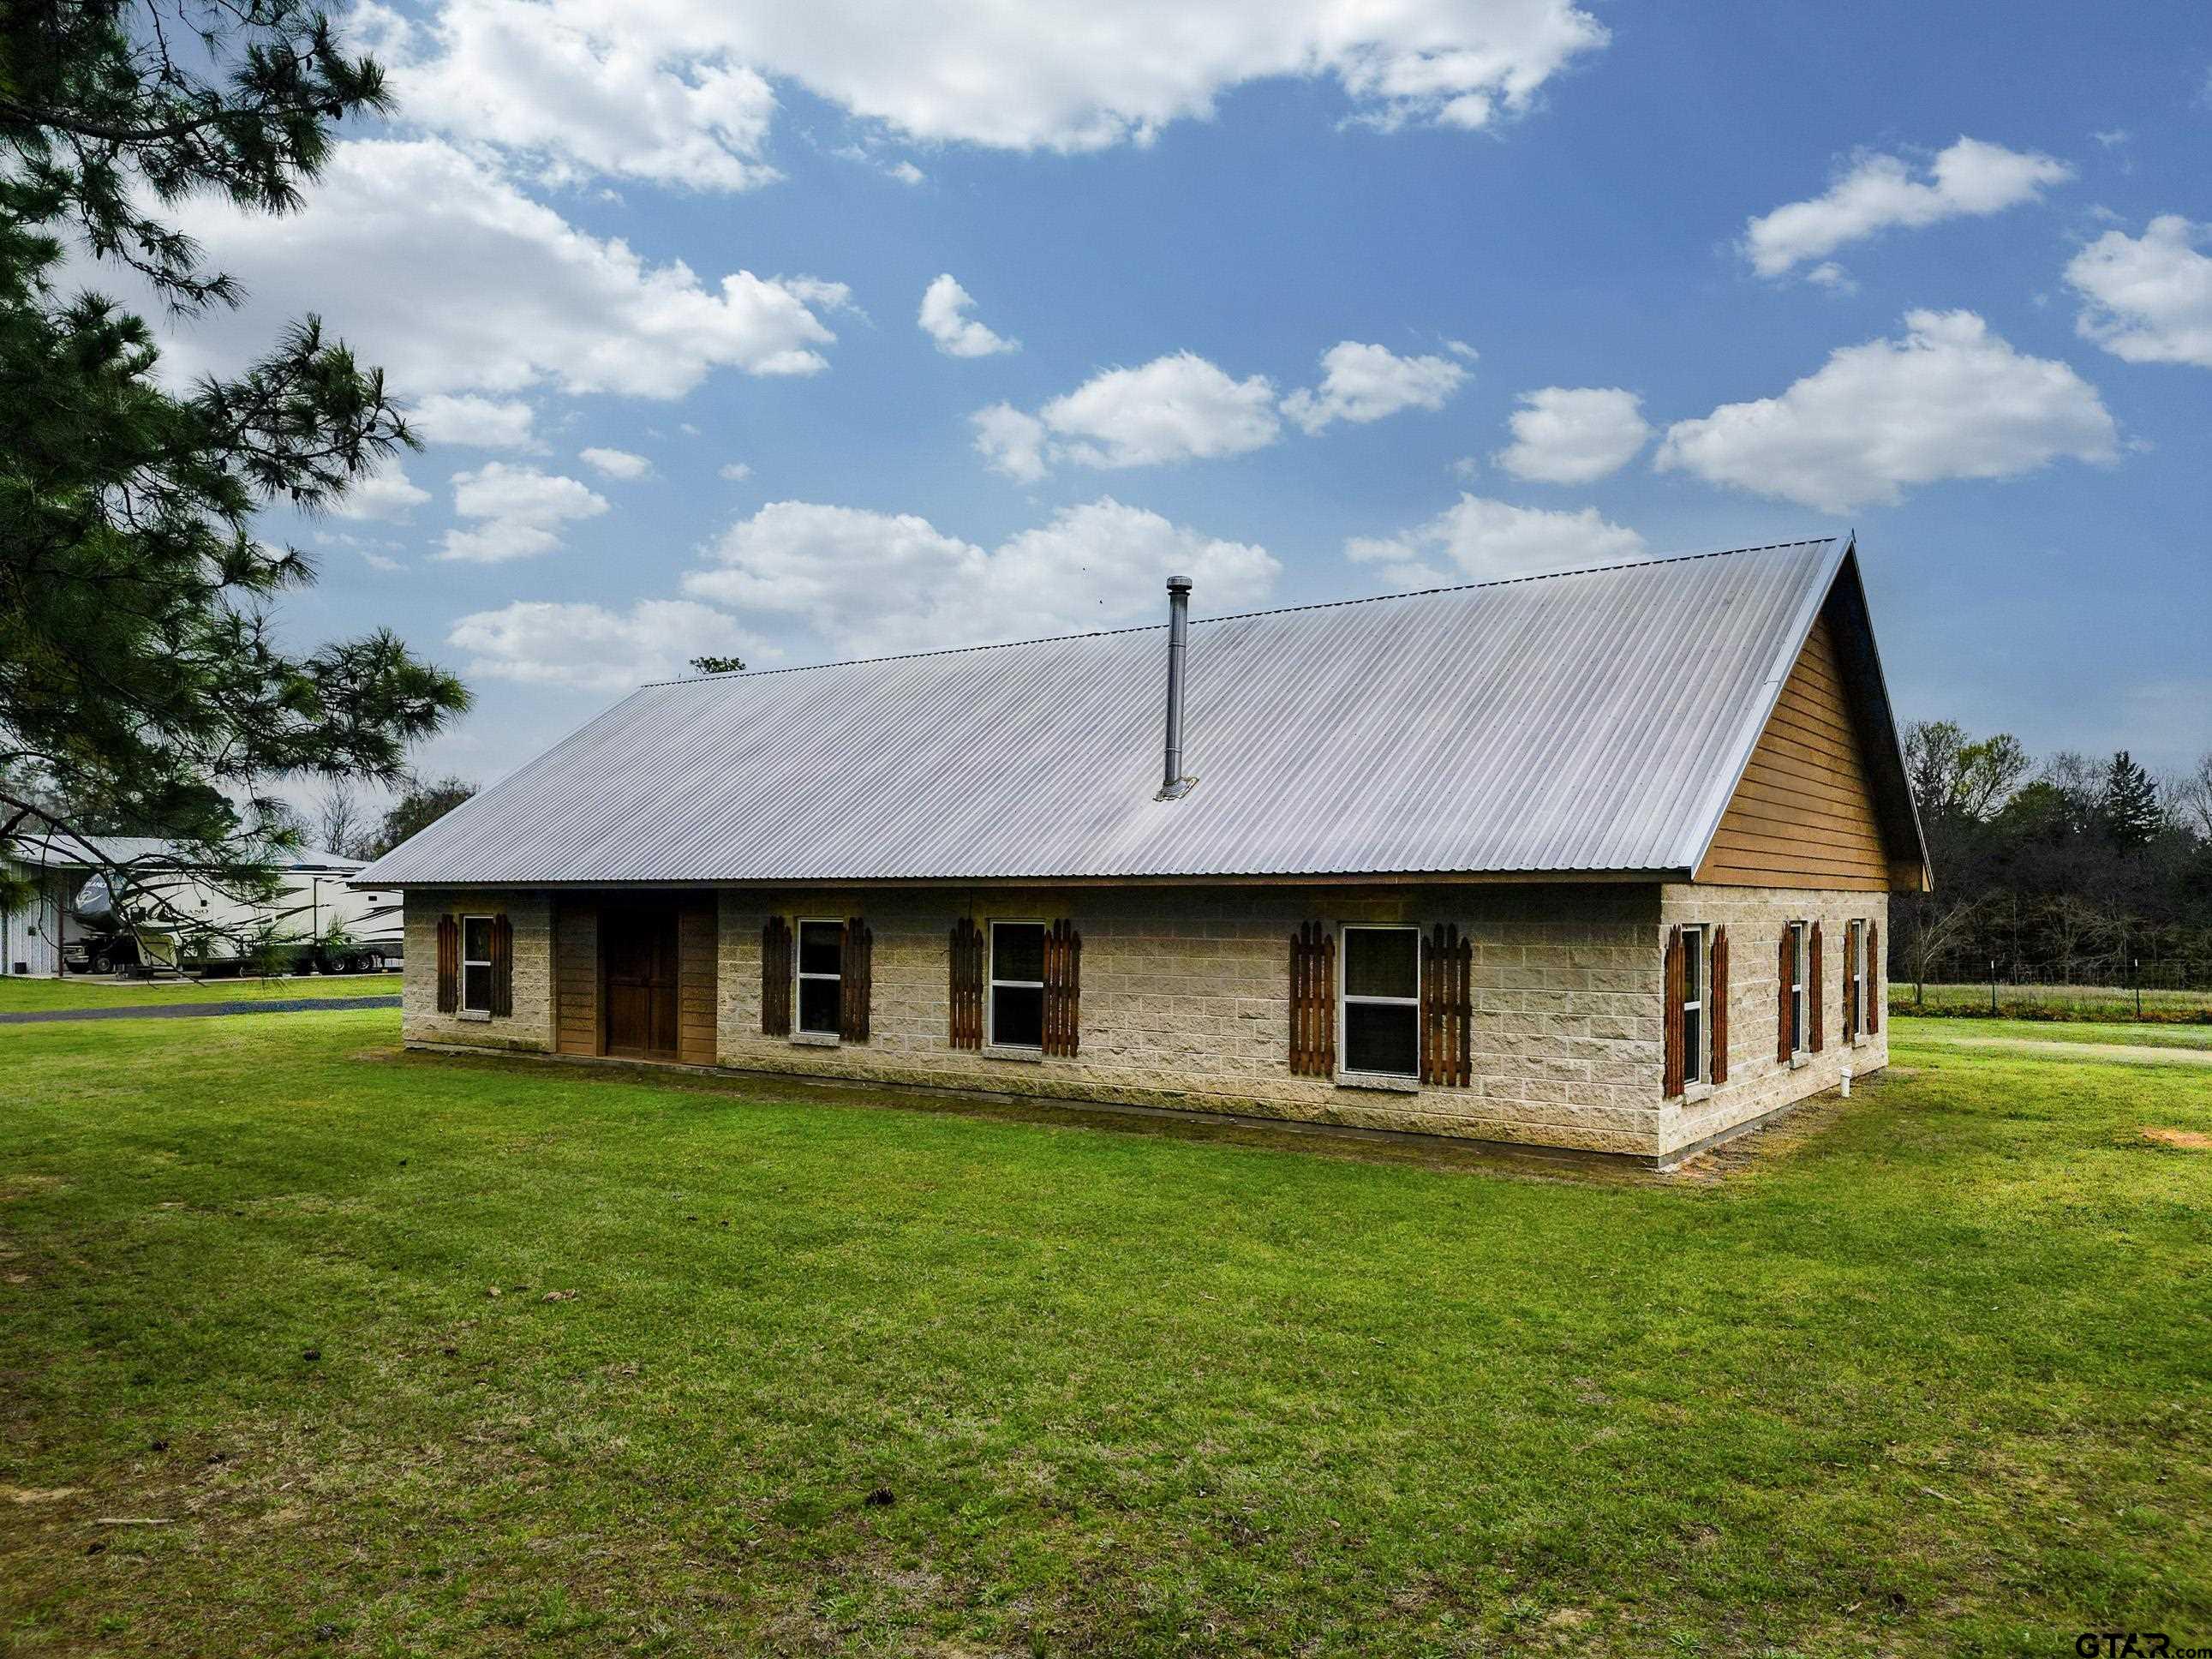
[641,534,1840,688]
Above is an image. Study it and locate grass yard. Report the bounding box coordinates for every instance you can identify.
[2,1013,2208,1656]
[1901,1018,2212,1056]
[0,972,401,1014]
[1892,981,2212,1023]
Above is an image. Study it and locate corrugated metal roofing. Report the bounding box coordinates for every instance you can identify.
[358,537,1857,887]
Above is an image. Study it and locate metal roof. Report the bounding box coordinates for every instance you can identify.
[358,537,1889,888]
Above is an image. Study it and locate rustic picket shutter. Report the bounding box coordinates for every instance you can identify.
[761,915,792,1037]
[1776,929,1793,1063]
[948,917,984,1050]
[1662,925,1685,1097]
[1847,921,1862,1040]
[1709,925,1730,1086]
[1419,923,1473,1087]
[1041,919,1081,1057]
[1288,921,1336,1077]
[1808,921,1825,1052]
[436,913,459,1013]
[840,916,873,1042]
[1866,920,1881,1035]
[490,913,514,1017]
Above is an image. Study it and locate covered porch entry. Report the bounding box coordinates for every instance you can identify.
[553,891,718,1064]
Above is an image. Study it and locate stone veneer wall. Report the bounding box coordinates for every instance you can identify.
[714,884,1670,1155]
[396,882,1889,1162]
[1658,883,1890,1159]
[400,889,556,1053]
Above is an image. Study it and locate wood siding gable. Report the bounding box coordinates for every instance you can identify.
[1695,610,1913,893]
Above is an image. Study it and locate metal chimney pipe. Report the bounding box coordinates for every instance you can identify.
[1159,575,1194,800]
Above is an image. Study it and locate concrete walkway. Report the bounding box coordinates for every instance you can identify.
[0,996,398,1026]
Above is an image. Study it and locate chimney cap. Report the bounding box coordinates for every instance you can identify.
[1166,574,1193,594]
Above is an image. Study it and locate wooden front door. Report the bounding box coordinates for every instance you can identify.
[602,907,679,1058]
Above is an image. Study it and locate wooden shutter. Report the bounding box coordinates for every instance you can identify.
[1866,920,1880,1034]
[1777,928,1793,1064]
[840,916,872,1042]
[1808,921,1825,1052]
[1844,920,1860,1040]
[489,913,514,1017]
[949,917,983,1050]
[436,913,459,1013]
[760,915,792,1037]
[1041,919,1081,1057]
[1662,925,1685,1098]
[1709,925,1730,1086]
[1420,923,1473,1087]
[1288,921,1336,1077]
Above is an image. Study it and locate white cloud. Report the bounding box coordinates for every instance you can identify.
[1280,341,1467,434]
[2066,214,2212,369]
[579,446,655,480]
[366,0,1606,174]
[684,496,1278,657]
[410,393,539,449]
[448,598,763,692]
[439,463,610,563]
[973,351,1279,478]
[970,403,1052,482]
[1654,309,2118,512]
[1347,495,1644,589]
[718,461,753,481]
[362,550,408,573]
[330,459,432,521]
[884,160,926,186]
[918,273,1019,357]
[360,0,780,192]
[1494,386,1650,483]
[147,138,849,399]
[1743,137,2074,278]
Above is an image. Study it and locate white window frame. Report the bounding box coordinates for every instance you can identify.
[460,913,494,1017]
[794,917,844,1039]
[986,919,1048,1053]
[1680,923,1709,1087]
[1787,921,1810,1060]
[1338,922,1422,1083]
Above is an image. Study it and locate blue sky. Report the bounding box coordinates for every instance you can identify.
[135,0,2212,784]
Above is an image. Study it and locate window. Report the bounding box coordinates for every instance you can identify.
[1680,924,1708,1086]
[461,915,493,1014]
[796,919,843,1037]
[989,921,1045,1049]
[1341,925,1420,1079]
[1788,920,1809,1057]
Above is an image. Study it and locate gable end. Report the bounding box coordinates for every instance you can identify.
[1694,609,1916,891]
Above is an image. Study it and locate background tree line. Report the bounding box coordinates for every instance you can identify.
[1892,722,2212,987]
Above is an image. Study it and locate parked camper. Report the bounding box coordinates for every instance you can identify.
[65,851,403,976]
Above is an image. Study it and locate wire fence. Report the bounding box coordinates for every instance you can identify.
[1892,961,2212,1022]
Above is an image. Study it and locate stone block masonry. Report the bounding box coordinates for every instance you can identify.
[399,880,1886,1164]
[716,883,1671,1156]
[401,890,556,1053]
[1659,883,1889,1160]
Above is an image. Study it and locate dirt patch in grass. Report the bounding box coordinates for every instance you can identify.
[2143,1126,2211,1150]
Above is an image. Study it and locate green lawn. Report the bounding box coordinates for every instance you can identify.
[1892,980,2212,1022]
[0,972,400,1014]
[3,1013,2207,1656]
[1901,1016,2212,1054]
